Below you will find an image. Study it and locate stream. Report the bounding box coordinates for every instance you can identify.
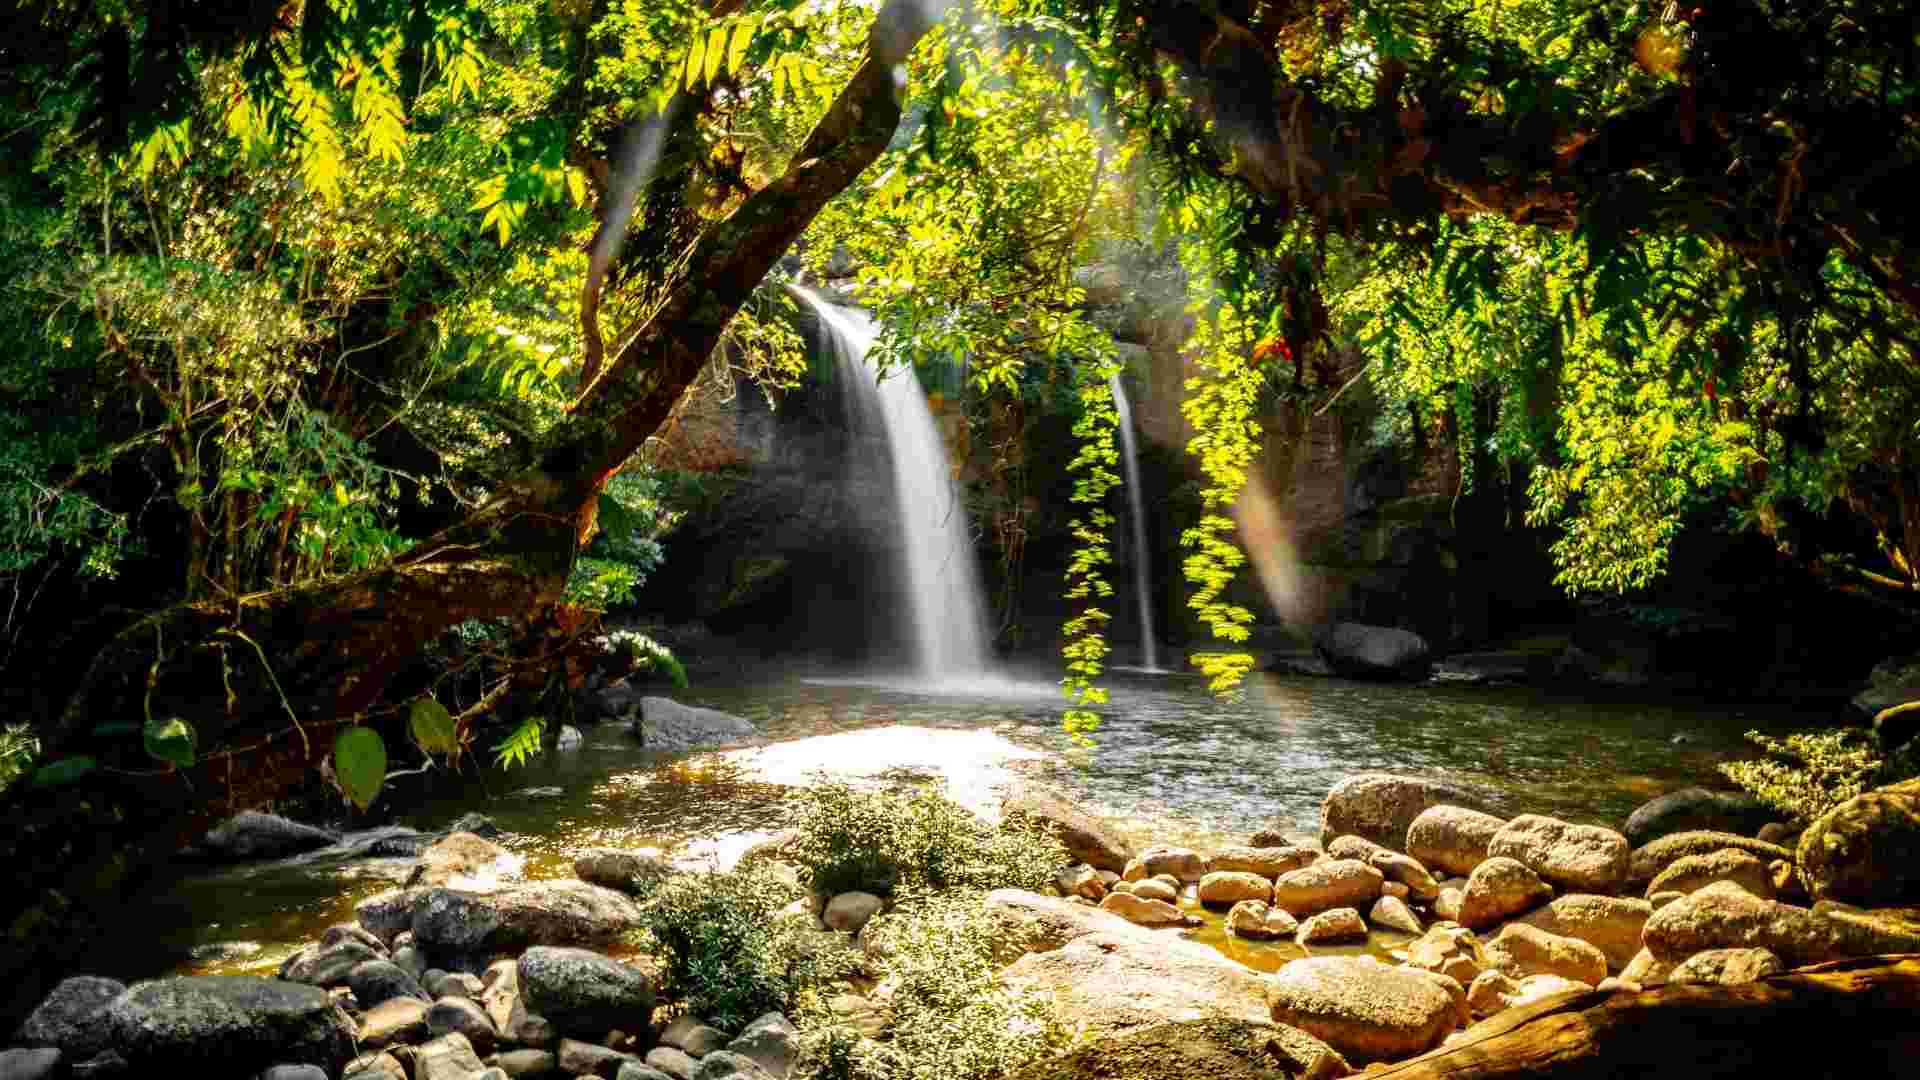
[102,664,1806,981]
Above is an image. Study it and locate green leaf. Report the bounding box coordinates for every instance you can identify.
[30,756,96,788]
[333,727,387,810]
[492,716,545,769]
[143,716,196,768]
[409,697,459,755]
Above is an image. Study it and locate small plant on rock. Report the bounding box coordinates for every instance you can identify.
[785,780,1062,899]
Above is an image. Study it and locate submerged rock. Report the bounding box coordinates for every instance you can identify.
[631,698,759,752]
[187,812,340,862]
[1314,623,1432,681]
[406,831,521,890]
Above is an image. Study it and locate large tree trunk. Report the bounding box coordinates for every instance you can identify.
[0,0,941,1027]
[1373,955,1920,1079]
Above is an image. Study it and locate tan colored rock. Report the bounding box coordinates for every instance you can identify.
[1226,899,1298,940]
[1595,976,1637,993]
[1209,845,1321,879]
[1004,783,1134,872]
[1296,908,1368,945]
[1396,967,1470,1030]
[1326,835,1389,863]
[1098,891,1192,927]
[1406,806,1507,878]
[1458,857,1553,930]
[1131,878,1178,904]
[1642,880,1920,966]
[1272,859,1385,918]
[1433,887,1464,923]
[1512,974,1594,1006]
[1404,926,1481,985]
[1320,773,1502,851]
[359,997,430,1049]
[1508,894,1652,972]
[1487,815,1630,894]
[823,891,884,933]
[1000,926,1274,1038]
[407,832,521,890]
[1649,891,1683,909]
[1267,956,1460,1060]
[1120,845,1209,883]
[1627,831,1792,889]
[1382,881,1410,901]
[1369,851,1441,901]
[1645,848,1775,900]
[1620,947,1680,988]
[1466,970,1518,1018]
[984,888,1172,957]
[1668,947,1785,986]
[1108,880,1136,896]
[1198,871,1273,906]
[1370,895,1424,935]
[1483,923,1607,985]
[1056,864,1107,902]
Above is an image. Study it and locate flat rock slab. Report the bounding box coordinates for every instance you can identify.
[1004,1018,1351,1080]
[1000,929,1274,1037]
[393,881,644,955]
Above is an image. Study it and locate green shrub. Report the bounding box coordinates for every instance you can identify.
[795,894,1065,1080]
[636,865,859,1031]
[0,723,38,793]
[1719,728,1889,822]
[784,781,1063,899]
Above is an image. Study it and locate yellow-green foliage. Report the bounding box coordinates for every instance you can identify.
[0,724,38,794]
[1719,728,1886,822]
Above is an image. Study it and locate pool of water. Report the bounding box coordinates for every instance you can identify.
[102,665,1802,981]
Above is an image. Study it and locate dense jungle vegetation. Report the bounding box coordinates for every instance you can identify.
[1,0,1917,1022]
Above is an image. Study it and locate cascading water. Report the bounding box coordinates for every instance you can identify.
[793,287,993,681]
[1109,372,1165,673]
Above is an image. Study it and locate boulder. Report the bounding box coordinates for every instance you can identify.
[1325,835,1389,863]
[1296,908,1367,945]
[557,1038,641,1078]
[1314,623,1432,681]
[1121,845,1209,883]
[1644,847,1775,901]
[1197,871,1273,906]
[632,698,759,752]
[646,1047,699,1080]
[1002,1017,1351,1080]
[1622,788,1775,848]
[1795,776,1920,905]
[1248,825,1324,852]
[346,960,431,1008]
[1002,783,1133,872]
[725,1013,797,1079]
[574,849,675,897]
[428,996,499,1056]
[1056,864,1107,902]
[1626,831,1792,889]
[1465,971,1590,1018]
[406,881,644,955]
[1487,815,1630,895]
[1369,895,1423,935]
[1098,892,1192,927]
[493,1050,558,1077]
[407,832,521,890]
[102,977,354,1074]
[1403,927,1481,985]
[321,923,388,954]
[188,812,340,862]
[1369,851,1441,901]
[279,940,383,987]
[822,892,884,933]
[1226,899,1298,940]
[1208,845,1320,879]
[1432,887,1464,923]
[415,1033,489,1080]
[1642,880,1920,966]
[1266,956,1459,1060]
[357,888,433,943]
[1130,878,1178,904]
[1620,948,1680,988]
[1853,653,1920,732]
[1000,927,1274,1038]
[1320,774,1500,850]
[1507,894,1652,972]
[1405,806,1506,878]
[1271,859,1385,918]
[690,1051,777,1080]
[660,1016,730,1058]
[344,1051,408,1080]
[1458,857,1553,929]
[1668,948,1784,986]
[14,975,125,1059]
[517,947,656,1038]
[357,997,430,1049]
[1382,881,1410,900]
[1483,924,1607,985]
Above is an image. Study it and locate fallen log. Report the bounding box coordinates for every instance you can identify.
[1372,955,1920,1079]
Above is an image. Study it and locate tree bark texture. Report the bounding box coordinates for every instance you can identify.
[1373,955,1920,1079]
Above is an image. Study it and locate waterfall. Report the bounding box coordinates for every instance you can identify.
[1109,372,1164,672]
[794,288,992,680]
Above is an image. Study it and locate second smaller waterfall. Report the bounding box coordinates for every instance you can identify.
[1109,372,1165,673]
